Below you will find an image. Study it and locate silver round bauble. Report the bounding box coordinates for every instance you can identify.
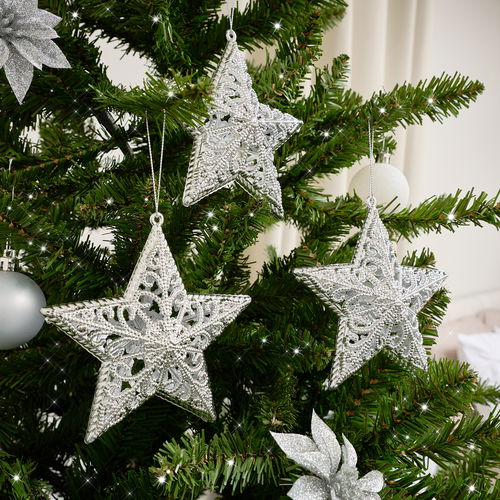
[349,161,410,207]
[0,271,46,350]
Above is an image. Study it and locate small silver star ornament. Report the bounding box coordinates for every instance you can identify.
[271,410,385,499]
[42,213,251,443]
[0,0,71,103]
[294,198,447,388]
[183,29,302,217]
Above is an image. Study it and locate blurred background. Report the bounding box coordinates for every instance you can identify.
[96,0,500,362]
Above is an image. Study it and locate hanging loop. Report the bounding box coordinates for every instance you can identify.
[226,29,237,41]
[149,212,164,226]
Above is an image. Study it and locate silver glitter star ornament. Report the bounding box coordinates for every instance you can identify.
[183,29,302,217]
[294,198,446,388]
[41,213,251,443]
[271,410,385,499]
[0,0,70,103]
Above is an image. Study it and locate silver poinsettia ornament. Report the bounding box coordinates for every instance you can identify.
[271,411,384,500]
[0,0,70,103]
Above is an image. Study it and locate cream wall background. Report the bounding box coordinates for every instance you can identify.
[96,0,500,322]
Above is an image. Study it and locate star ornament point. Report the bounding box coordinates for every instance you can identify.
[183,32,302,218]
[42,220,251,443]
[294,201,446,388]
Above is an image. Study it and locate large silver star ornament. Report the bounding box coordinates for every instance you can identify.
[0,0,71,103]
[41,215,251,443]
[294,199,446,388]
[183,30,302,218]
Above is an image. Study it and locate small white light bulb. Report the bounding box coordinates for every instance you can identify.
[157,475,166,484]
[12,474,20,482]
[273,22,282,30]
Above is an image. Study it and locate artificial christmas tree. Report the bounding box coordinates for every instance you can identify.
[0,1,499,499]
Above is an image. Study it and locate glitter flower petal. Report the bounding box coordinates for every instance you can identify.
[288,476,330,500]
[4,47,33,102]
[271,411,385,500]
[0,0,70,103]
[0,38,9,66]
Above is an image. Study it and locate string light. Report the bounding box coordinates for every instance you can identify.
[211,224,219,231]
[293,347,300,355]
[249,211,254,217]
[420,403,429,411]
[468,485,475,492]
[447,212,455,221]
[71,11,79,19]
[379,107,386,113]
[227,458,235,466]
[273,22,282,30]
[40,245,47,252]
[322,130,330,138]
[12,474,20,482]
[152,15,160,23]
[106,198,113,205]
[261,337,267,344]
[207,211,214,219]
[157,475,166,484]
[427,97,435,104]
[167,90,175,98]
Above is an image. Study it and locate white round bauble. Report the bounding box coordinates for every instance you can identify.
[348,162,410,207]
[0,271,46,350]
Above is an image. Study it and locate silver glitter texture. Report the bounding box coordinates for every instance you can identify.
[183,30,302,218]
[41,217,251,443]
[271,410,385,500]
[0,0,70,103]
[294,198,446,388]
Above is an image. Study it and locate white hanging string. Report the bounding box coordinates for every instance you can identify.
[6,159,14,252]
[145,111,166,220]
[367,118,375,202]
[8,158,14,203]
[228,0,236,30]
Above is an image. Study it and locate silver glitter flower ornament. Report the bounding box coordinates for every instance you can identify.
[0,0,70,103]
[271,410,384,499]
[294,198,447,388]
[183,29,302,217]
[41,214,251,443]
